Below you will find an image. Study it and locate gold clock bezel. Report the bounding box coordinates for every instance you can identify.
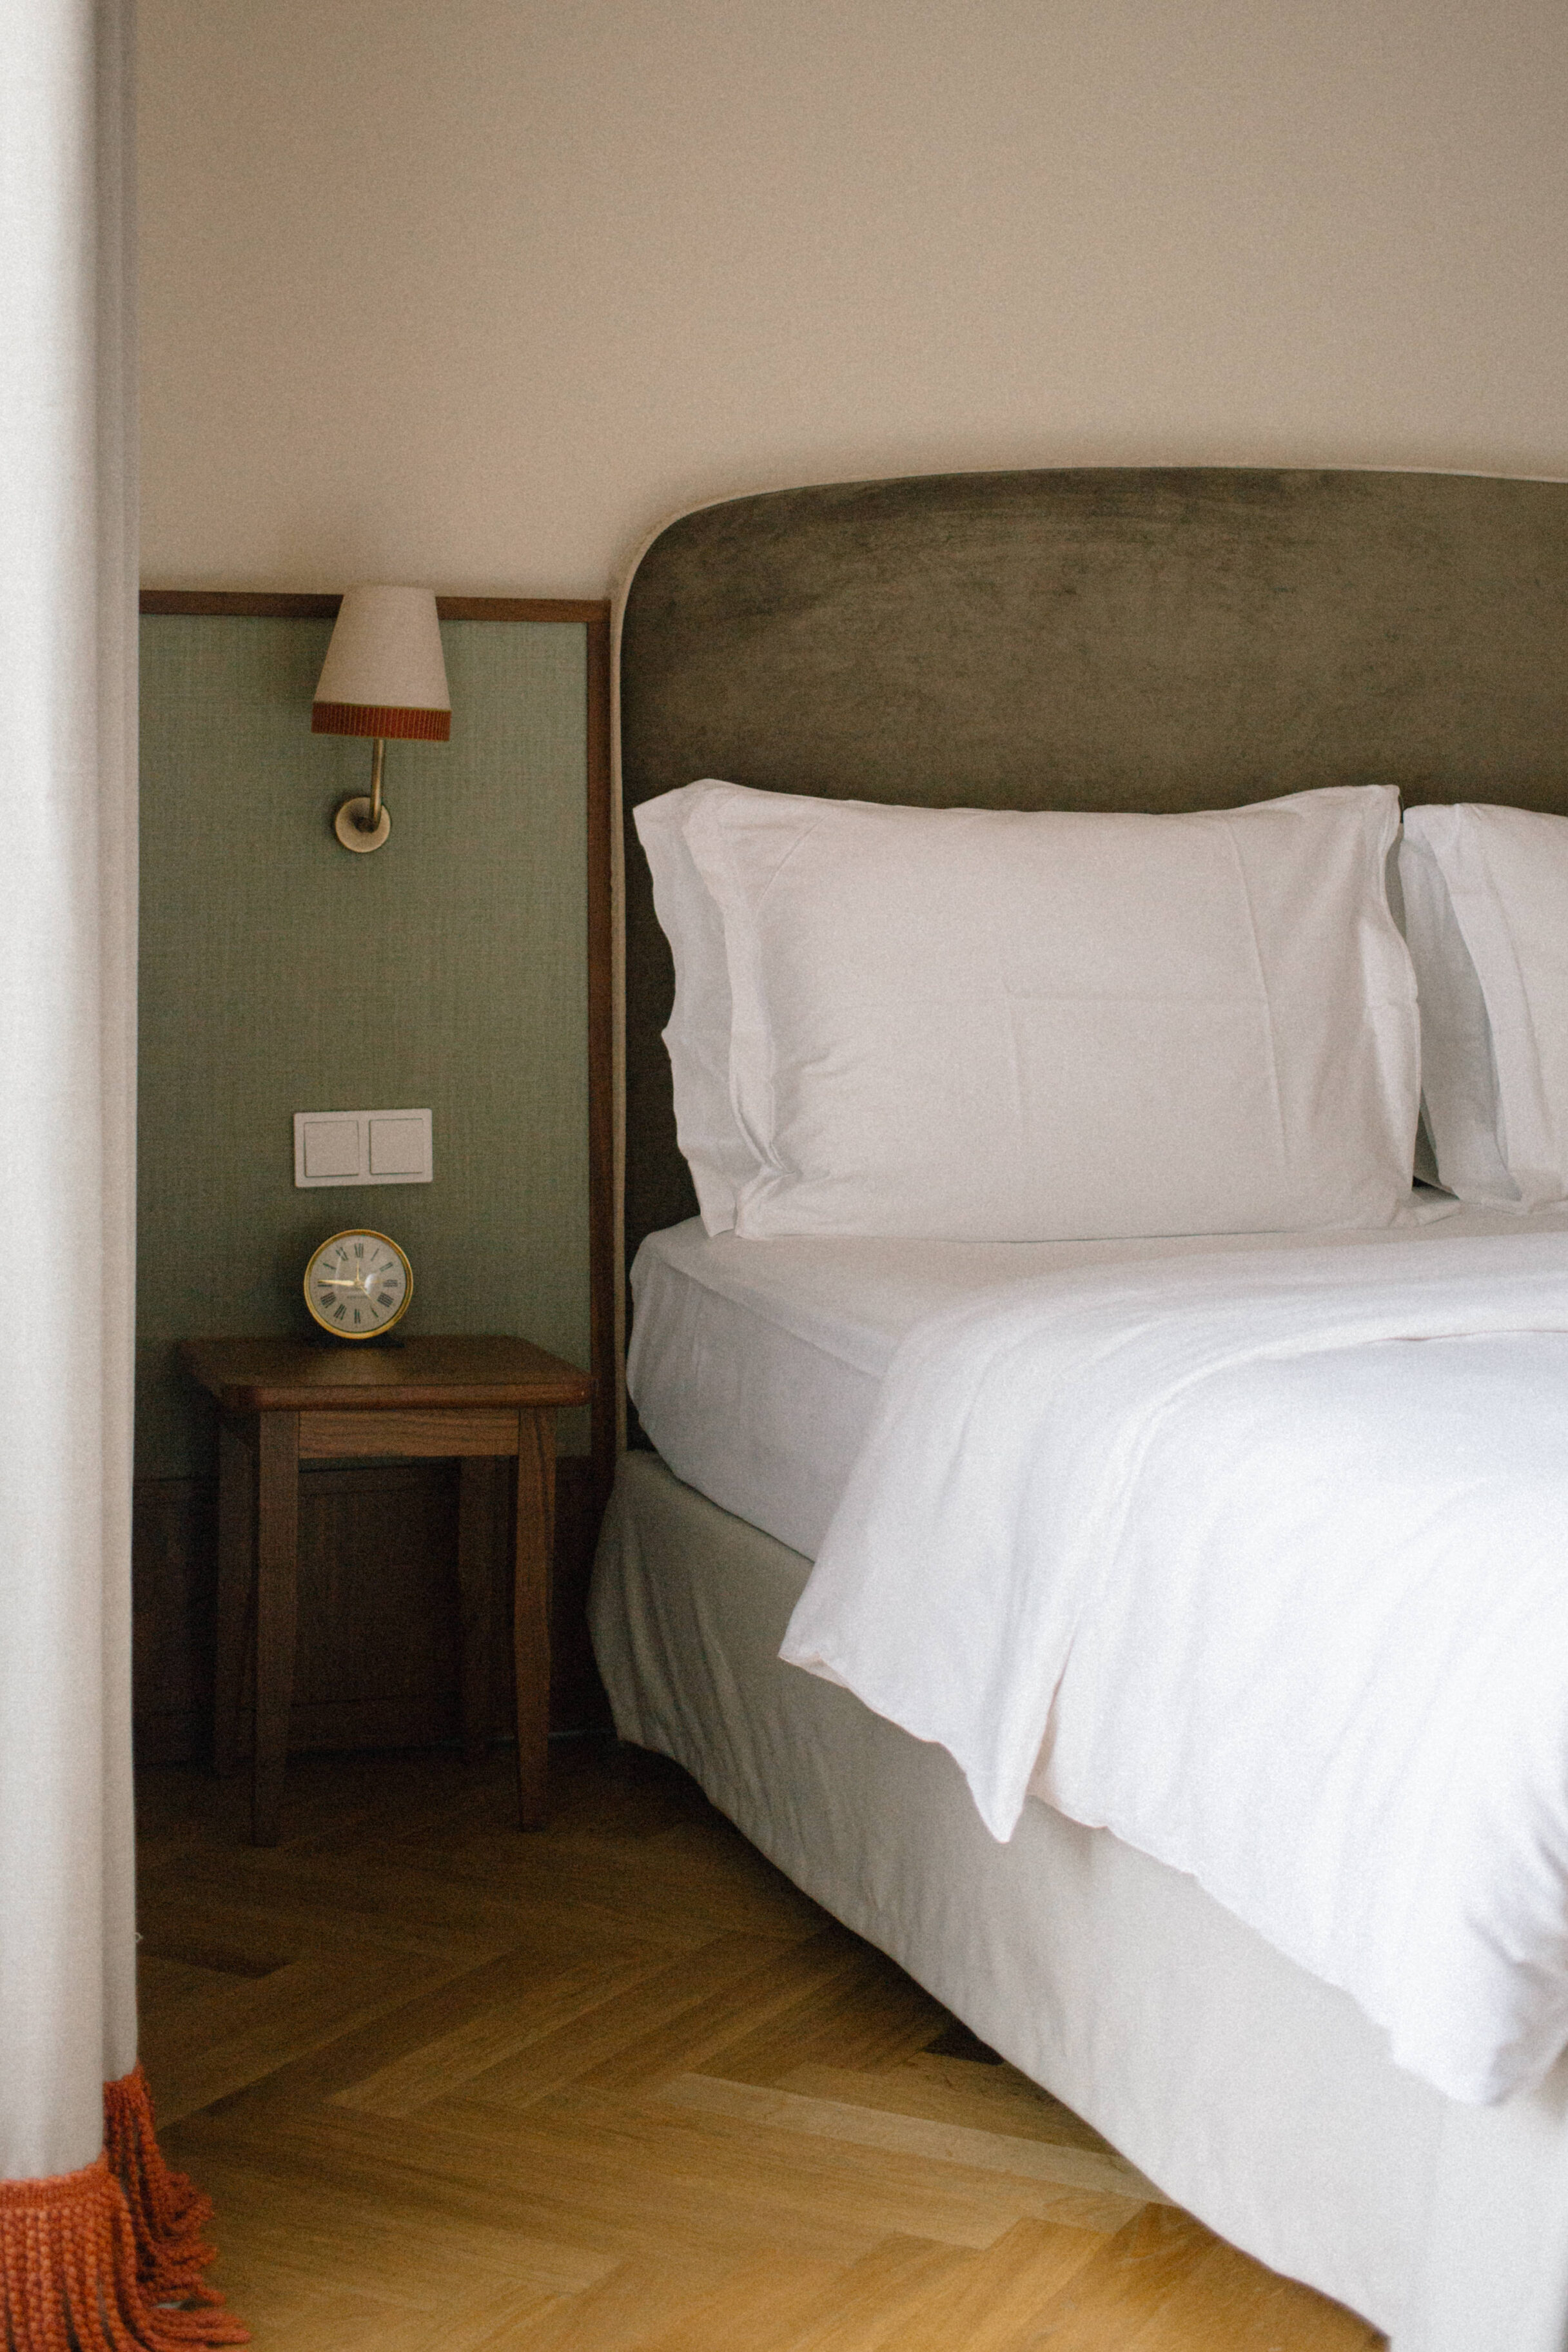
[304,1229,413,1340]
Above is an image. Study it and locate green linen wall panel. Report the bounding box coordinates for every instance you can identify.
[137,613,591,1477]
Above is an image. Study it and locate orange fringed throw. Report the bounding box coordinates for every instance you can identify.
[0,2075,248,2351]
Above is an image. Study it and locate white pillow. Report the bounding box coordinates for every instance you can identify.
[640,779,1419,1242]
[1400,805,1568,1207]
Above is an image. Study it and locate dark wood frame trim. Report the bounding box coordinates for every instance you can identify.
[140,589,609,625]
[582,607,616,1509]
[139,587,617,1518]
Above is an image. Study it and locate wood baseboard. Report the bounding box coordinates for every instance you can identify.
[132,1454,608,1765]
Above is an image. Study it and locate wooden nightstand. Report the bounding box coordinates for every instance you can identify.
[182,1335,592,1845]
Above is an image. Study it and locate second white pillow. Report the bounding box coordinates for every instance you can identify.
[1401,803,1568,1208]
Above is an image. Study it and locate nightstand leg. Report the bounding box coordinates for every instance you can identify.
[456,1456,499,1765]
[214,1415,256,1779]
[252,1409,300,1847]
[512,1408,556,1828]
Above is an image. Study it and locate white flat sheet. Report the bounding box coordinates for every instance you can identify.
[781,1231,1568,2104]
[628,1196,1567,1560]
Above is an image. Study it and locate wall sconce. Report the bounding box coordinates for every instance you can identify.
[312,585,451,852]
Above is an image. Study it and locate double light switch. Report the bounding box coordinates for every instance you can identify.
[293,1107,433,1188]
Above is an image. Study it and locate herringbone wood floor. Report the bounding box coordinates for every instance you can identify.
[136,1740,1385,2349]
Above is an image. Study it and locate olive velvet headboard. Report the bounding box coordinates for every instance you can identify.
[615,466,1568,1302]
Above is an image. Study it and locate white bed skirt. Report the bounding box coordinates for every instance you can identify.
[589,1450,1568,2351]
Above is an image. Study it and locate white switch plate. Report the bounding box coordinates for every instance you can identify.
[293,1108,433,1188]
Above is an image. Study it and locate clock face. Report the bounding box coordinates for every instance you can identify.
[304,1230,412,1339]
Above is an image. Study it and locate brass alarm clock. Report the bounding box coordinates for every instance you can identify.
[304,1230,412,1339]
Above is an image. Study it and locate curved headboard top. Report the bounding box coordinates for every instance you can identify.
[619,466,1568,1259]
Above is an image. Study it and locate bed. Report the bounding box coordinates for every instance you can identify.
[588,467,1568,2350]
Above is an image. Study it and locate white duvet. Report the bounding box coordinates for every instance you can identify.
[780,1235,1568,2103]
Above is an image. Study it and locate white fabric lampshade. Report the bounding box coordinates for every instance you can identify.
[312,583,452,740]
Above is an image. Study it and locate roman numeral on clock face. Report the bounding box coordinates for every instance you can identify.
[309,1235,406,1335]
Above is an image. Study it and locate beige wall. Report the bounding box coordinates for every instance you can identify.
[139,0,1568,601]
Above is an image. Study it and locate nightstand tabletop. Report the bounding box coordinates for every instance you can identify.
[181,1334,591,1415]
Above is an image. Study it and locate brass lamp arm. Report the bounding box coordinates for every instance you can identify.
[334,736,393,852]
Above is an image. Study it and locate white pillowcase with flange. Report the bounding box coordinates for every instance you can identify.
[1400,804,1568,1208]
[643,778,1418,1243]
[634,783,760,1232]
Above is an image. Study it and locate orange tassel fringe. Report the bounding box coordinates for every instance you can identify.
[101,2065,248,2344]
[0,2070,249,2350]
[101,2065,244,2339]
[0,2151,230,2350]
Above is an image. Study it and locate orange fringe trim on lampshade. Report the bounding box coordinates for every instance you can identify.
[102,2065,246,2342]
[0,2148,242,2351]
